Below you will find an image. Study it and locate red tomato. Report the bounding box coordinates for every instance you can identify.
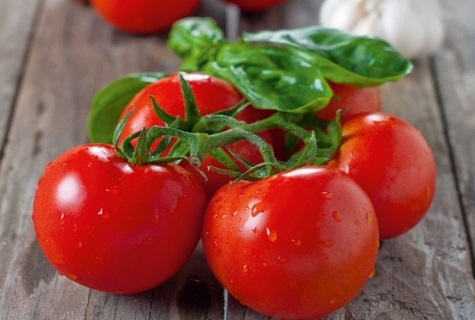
[32,144,206,294]
[328,113,436,239]
[119,72,273,198]
[203,166,379,319]
[91,0,201,34]
[119,73,244,142]
[224,0,285,12]
[316,82,382,122]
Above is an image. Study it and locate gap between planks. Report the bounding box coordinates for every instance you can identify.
[429,57,475,279]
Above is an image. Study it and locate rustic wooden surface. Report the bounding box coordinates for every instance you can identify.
[0,0,474,319]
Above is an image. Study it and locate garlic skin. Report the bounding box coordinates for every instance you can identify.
[319,0,444,59]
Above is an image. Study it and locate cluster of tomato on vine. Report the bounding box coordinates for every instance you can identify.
[32,18,436,319]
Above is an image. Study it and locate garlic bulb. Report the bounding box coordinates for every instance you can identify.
[319,0,444,59]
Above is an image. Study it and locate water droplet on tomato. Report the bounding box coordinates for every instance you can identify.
[97,208,103,216]
[251,202,267,217]
[266,228,277,242]
[213,235,221,247]
[251,226,257,234]
[232,211,238,216]
[368,268,376,279]
[213,214,218,219]
[292,239,302,246]
[332,210,342,222]
[277,256,287,263]
[366,212,373,223]
[221,214,227,219]
[77,242,83,248]
[321,191,333,199]
[68,273,78,280]
[60,213,65,225]
[242,264,249,273]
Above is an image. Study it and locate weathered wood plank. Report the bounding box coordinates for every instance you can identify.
[0,0,226,319]
[432,0,475,267]
[0,0,41,156]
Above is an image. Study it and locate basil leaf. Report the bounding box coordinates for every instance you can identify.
[168,17,226,71]
[243,26,413,86]
[204,43,333,113]
[88,72,166,143]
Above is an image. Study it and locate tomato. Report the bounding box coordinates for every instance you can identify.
[316,82,382,122]
[119,73,244,143]
[119,72,273,198]
[32,144,206,294]
[202,166,379,319]
[328,113,436,239]
[91,0,201,34]
[224,0,285,12]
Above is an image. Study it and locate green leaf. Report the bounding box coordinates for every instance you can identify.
[243,26,413,86]
[168,17,227,71]
[88,72,167,143]
[205,43,333,113]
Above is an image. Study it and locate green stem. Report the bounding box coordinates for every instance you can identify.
[194,112,313,141]
[115,121,283,174]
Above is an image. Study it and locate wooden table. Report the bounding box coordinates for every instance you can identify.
[1,0,474,319]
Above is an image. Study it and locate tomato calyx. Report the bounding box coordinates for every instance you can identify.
[113,74,342,181]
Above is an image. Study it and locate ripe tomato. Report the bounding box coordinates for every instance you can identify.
[119,73,244,143]
[202,166,379,319]
[32,144,206,294]
[224,0,285,12]
[328,113,436,239]
[91,0,201,34]
[119,72,273,198]
[316,82,382,122]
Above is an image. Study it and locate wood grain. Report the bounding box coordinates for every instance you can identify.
[0,0,474,319]
[0,0,41,156]
[432,0,475,267]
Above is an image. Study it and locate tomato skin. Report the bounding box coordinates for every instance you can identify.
[91,0,201,34]
[328,113,436,239]
[203,166,379,319]
[119,72,273,199]
[224,0,284,12]
[32,144,206,294]
[316,82,382,122]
